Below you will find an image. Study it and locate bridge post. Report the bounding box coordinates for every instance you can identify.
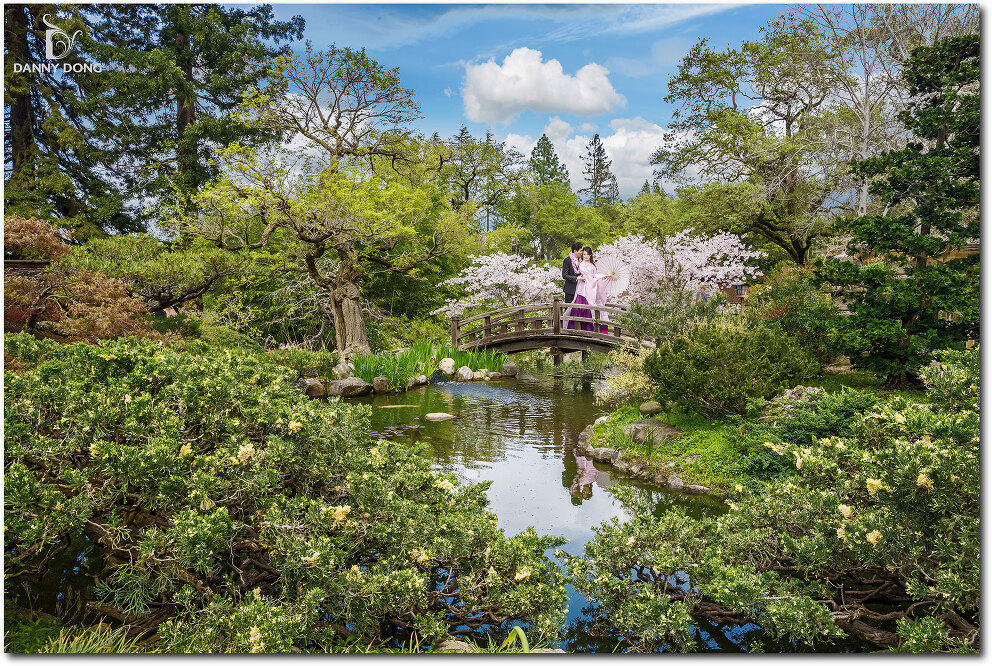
[450,316,460,350]
[483,315,491,341]
[552,297,561,336]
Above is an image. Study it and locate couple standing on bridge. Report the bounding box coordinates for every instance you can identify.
[561,242,610,334]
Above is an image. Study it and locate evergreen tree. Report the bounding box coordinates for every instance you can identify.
[652,182,663,196]
[819,34,979,387]
[605,173,620,204]
[4,5,137,236]
[577,133,615,206]
[639,180,651,196]
[528,133,569,186]
[85,4,304,215]
[4,4,305,235]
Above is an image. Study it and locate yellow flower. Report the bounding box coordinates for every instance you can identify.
[866,530,882,546]
[515,565,533,582]
[287,420,303,433]
[836,526,846,540]
[734,484,744,493]
[179,443,192,457]
[916,471,934,491]
[866,478,883,495]
[837,504,853,520]
[794,452,803,470]
[124,394,132,404]
[238,442,255,464]
[332,505,351,523]
[249,626,264,653]
[89,441,101,457]
[434,478,455,492]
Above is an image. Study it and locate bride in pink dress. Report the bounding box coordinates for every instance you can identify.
[565,246,609,333]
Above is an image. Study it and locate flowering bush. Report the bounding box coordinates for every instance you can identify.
[4,336,566,652]
[562,348,980,652]
[594,347,657,405]
[431,253,560,317]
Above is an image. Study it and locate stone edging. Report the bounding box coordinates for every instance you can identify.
[576,426,712,495]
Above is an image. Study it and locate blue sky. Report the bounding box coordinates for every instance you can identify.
[265,3,788,198]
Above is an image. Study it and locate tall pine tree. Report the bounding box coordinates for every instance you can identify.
[528,133,569,186]
[577,133,616,206]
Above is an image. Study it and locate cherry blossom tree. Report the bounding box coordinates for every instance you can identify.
[598,232,764,304]
[432,253,560,317]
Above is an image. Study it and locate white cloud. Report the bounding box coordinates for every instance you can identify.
[579,122,598,134]
[544,117,574,141]
[554,117,670,198]
[462,47,626,124]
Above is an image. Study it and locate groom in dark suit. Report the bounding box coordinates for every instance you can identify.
[562,241,584,303]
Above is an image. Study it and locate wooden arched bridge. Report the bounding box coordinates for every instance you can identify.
[450,298,643,365]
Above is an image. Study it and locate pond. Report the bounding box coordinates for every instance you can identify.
[353,369,791,653]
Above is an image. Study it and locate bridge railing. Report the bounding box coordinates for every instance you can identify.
[450,298,639,350]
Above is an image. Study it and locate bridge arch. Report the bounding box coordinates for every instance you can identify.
[450,299,643,364]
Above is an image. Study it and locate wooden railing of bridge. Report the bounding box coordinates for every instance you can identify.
[450,298,643,362]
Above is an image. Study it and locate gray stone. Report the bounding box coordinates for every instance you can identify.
[487,371,502,379]
[435,639,474,654]
[667,475,684,490]
[684,454,700,464]
[684,484,711,495]
[325,377,373,397]
[623,420,681,444]
[577,425,594,450]
[454,366,474,381]
[414,374,428,386]
[629,463,646,476]
[425,412,456,421]
[332,362,352,380]
[653,472,669,485]
[501,361,518,377]
[439,358,456,376]
[590,447,614,461]
[294,377,325,399]
[372,376,390,393]
[609,449,625,464]
[613,459,632,473]
[473,370,486,380]
[639,400,664,416]
[594,414,610,425]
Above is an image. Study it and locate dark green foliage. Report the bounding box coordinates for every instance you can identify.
[577,134,617,207]
[817,34,979,387]
[643,318,819,415]
[529,134,569,186]
[263,348,339,380]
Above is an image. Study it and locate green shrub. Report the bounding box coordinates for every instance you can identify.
[263,348,339,379]
[149,313,202,339]
[919,346,979,413]
[4,335,566,651]
[643,317,819,415]
[197,323,262,351]
[747,264,841,362]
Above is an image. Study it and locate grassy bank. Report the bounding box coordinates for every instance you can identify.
[589,405,744,493]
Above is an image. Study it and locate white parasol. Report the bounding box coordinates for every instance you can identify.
[595,255,630,300]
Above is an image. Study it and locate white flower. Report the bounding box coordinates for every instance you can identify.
[866,530,882,546]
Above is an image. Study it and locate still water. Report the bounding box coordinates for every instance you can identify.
[353,370,758,653]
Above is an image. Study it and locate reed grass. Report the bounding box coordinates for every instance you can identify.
[351,343,507,389]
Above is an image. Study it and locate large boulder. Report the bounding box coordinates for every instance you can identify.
[294,377,325,399]
[325,377,373,397]
[372,376,390,393]
[639,400,664,416]
[623,420,681,444]
[454,366,474,381]
[425,412,456,421]
[439,358,456,376]
[331,362,352,380]
[500,361,518,377]
[667,475,684,490]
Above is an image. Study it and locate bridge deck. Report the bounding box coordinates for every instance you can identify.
[450,299,642,361]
